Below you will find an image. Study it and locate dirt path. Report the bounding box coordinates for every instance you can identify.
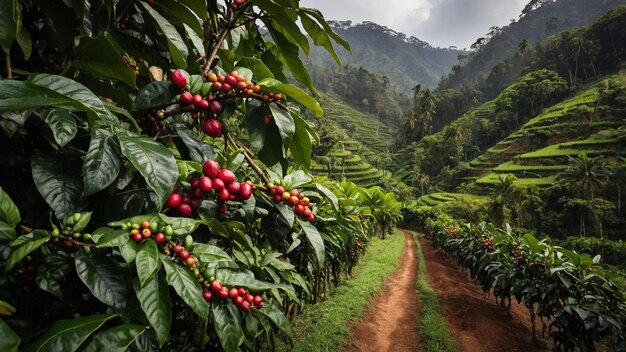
[345,231,421,352]
[419,236,547,352]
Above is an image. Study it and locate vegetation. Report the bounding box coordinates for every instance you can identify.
[413,232,456,352]
[0,1,407,352]
[288,230,405,352]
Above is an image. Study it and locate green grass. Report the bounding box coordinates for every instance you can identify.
[492,161,568,172]
[416,192,486,206]
[475,173,556,186]
[525,85,600,127]
[413,232,457,352]
[288,231,406,352]
[519,145,610,159]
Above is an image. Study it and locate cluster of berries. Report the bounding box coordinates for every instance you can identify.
[202,280,264,313]
[139,109,169,135]
[483,237,494,252]
[267,184,315,222]
[166,160,254,216]
[171,243,197,268]
[126,220,173,245]
[50,213,92,249]
[229,0,248,10]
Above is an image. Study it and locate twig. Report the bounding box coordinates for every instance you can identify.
[5,54,12,79]
[224,132,270,185]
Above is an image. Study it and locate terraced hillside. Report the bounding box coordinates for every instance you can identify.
[415,192,486,207]
[465,73,626,193]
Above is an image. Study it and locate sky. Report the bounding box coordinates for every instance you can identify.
[300,0,529,49]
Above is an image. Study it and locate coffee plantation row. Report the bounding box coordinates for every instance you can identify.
[413,208,625,351]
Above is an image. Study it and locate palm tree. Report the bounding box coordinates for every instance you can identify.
[558,153,612,236]
[519,39,532,54]
[418,88,436,134]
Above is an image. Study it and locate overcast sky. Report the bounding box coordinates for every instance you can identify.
[300,0,529,49]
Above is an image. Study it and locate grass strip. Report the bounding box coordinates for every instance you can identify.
[413,232,457,352]
[287,230,406,352]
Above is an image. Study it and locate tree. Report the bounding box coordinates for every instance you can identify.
[519,39,532,54]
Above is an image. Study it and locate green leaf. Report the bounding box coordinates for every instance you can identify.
[83,324,146,352]
[31,152,87,221]
[192,243,233,263]
[140,2,188,68]
[136,240,161,288]
[16,23,32,60]
[131,81,178,112]
[72,211,92,232]
[265,27,316,94]
[259,79,322,117]
[257,2,308,56]
[0,318,20,352]
[245,101,269,153]
[157,214,201,236]
[236,58,274,81]
[119,240,139,264]
[118,136,178,209]
[300,8,351,52]
[93,229,129,248]
[75,251,128,309]
[300,13,340,65]
[216,270,276,291]
[133,275,171,347]
[0,187,20,228]
[290,114,312,167]
[212,303,244,352]
[275,203,295,227]
[21,314,118,352]
[155,0,203,36]
[83,129,121,196]
[297,219,325,266]
[74,34,137,88]
[284,170,312,188]
[0,222,16,242]
[315,183,339,213]
[35,254,71,299]
[254,303,293,343]
[174,123,216,163]
[268,104,295,155]
[42,109,77,148]
[5,237,49,272]
[0,0,20,55]
[161,256,209,317]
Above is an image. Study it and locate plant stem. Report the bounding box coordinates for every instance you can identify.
[203,3,252,76]
[5,54,12,79]
[224,132,270,185]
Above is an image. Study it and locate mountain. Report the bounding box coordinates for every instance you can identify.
[440,0,626,94]
[306,21,463,90]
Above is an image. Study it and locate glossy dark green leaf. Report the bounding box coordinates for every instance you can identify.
[140,2,188,68]
[136,240,161,288]
[29,74,118,126]
[83,324,146,352]
[300,13,340,65]
[93,229,129,248]
[118,136,178,209]
[290,113,312,168]
[191,243,233,263]
[15,23,32,59]
[0,81,87,116]
[0,0,19,55]
[42,109,77,148]
[174,123,216,163]
[31,152,87,221]
[0,187,20,228]
[75,251,128,308]
[300,8,351,52]
[120,240,140,264]
[245,101,268,153]
[0,221,16,242]
[35,254,71,299]
[133,275,171,347]
[265,27,316,94]
[155,0,203,36]
[254,303,293,343]
[157,214,201,236]
[5,237,49,273]
[275,203,295,227]
[74,34,137,88]
[216,270,276,291]
[268,104,295,155]
[161,255,209,317]
[177,0,207,18]
[257,2,309,56]
[259,78,322,117]
[0,318,20,352]
[83,129,121,196]
[284,170,312,188]
[297,219,325,266]
[21,314,118,352]
[315,183,339,213]
[212,303,244,352]
[236,58,274,81]
[131,81,178,112]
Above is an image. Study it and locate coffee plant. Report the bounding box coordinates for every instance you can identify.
[418,211,626,351]
[0,1,402,351]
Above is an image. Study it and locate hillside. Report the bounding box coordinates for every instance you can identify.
[306,21,462,90]
[440,0,625,93]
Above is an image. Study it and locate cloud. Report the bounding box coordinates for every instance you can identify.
[300,0,528,49]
